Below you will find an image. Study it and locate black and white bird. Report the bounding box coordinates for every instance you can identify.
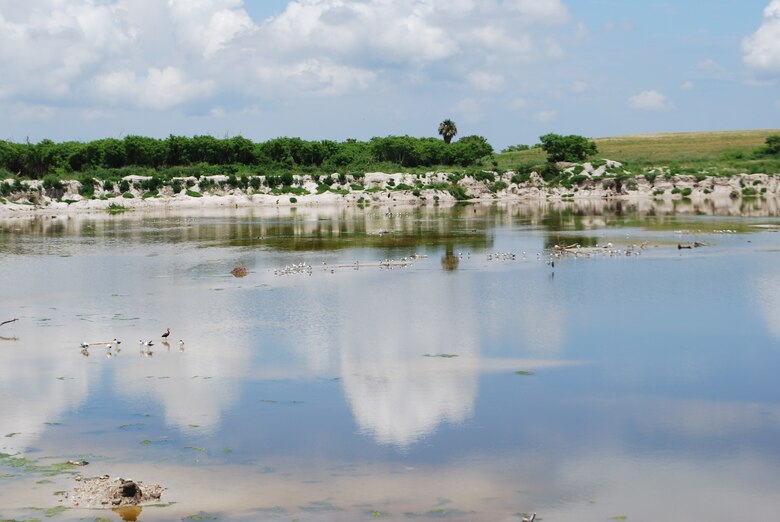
[161,328,171,339]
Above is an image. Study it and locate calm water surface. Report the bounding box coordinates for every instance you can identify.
[1,200,780,521]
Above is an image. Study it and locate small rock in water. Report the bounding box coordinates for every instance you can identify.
[231,265,248,278]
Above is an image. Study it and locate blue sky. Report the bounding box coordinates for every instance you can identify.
[0,0,778,150]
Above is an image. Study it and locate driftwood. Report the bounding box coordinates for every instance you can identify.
[0,318,18,327]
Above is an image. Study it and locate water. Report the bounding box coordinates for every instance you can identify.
[1,200,780,521]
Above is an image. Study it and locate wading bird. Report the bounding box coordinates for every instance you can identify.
[161,328,171,339]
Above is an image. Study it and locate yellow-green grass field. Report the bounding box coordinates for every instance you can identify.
[493,129,780,175]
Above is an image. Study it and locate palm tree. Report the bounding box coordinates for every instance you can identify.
[438,119,457,144]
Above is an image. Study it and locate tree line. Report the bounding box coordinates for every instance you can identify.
[0,134,494,179]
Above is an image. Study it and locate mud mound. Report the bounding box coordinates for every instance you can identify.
[69,476,163,508]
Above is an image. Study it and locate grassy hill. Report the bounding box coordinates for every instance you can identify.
[493,129,780,175]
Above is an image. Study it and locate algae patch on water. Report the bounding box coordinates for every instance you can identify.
[0,454,81,477]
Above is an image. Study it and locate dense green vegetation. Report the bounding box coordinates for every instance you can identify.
[0,134,493,181]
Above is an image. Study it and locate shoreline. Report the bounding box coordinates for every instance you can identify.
[1,169,779,217]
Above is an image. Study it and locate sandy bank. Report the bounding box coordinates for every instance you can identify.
[1,166,779,217]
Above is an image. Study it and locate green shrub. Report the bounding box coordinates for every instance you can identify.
[289,196,297,203]
[671,187,681,194]
[489,180,508,193]
[469,170,495,183]
[171,180,183,193]
[511,171,532,184]
[681,187,692,197]
[118,179,130,193]
[140,176,164,192]
[43,175,64,191]
[122,192,134,199]
[79,177,96,197]
[447,184,470,200]
[742,187,758,197]
[199,178,215,191]
[186,190,202,198]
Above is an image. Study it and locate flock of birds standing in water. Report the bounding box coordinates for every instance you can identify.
[79,328,184,357]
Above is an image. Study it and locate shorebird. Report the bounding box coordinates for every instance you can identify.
[522,514,536,522]
[161,328,171,339]
[80,341,89,348]
[140,340,154,347]
[112,338,122,345]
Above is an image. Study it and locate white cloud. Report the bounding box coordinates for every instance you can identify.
[96,67,215,110]
[167,0,255,58]
[680,81,695,90]
[511,98,528,111]
[468,71,505,92]
[253,59,377,96]
[628,90,672,111]
[697,58,724,73]
[0,0,578,118]
[452,97,483,122]
[535,110,557,122]
[571,80,588,94]
[0,1,135,99]
[743,0,780,75]
[505,0,569,25]
[11,103,57,120]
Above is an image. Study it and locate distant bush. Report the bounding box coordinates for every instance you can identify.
[502,144,530,153]
[764,135,780,155]
[539,133,598,163]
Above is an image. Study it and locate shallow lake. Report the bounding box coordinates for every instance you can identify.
[1,199,780,521]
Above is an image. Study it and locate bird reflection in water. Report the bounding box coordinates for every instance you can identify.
[112,505,142,521]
